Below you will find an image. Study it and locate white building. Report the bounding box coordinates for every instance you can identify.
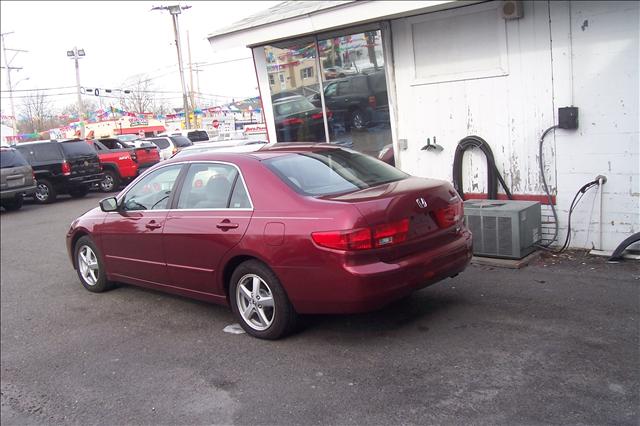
[1,123,15,146]
[208,1,639,252]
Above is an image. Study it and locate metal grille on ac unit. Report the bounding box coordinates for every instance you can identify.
[464,200,541,259]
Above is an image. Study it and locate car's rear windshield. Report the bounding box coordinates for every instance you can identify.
[0,149,29,169]
[274,98,315,116]
[264,148,408,196]
[148,138,170,150]
[60,141,96,157]
[187,131,208,142]
[170,135,193,147]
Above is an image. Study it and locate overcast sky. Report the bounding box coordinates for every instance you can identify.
[0,0,280,115]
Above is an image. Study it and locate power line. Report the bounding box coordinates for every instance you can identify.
[195,57,252,67]
[9,92,77,99]
[0,85,76,93]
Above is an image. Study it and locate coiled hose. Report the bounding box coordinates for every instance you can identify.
[452,135,512,200]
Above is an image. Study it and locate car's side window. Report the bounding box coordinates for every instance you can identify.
[229,177,251,209]
[337,80,351,96]
[122,165,182,211]
[177,163,244,210]
[33,144,62,162]
[324,82,337,97]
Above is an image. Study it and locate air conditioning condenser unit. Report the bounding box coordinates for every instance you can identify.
[464,200,541,259]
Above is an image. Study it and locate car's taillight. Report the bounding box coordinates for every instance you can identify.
[61,161,71,176]
[312,228,372,251]
[368,95,377,109]
[434,201,463,228]
[311,112,323,120]
[282,117,304,126]
[312,218,410,251]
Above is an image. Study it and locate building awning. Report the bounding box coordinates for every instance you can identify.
[114,126,165,135]
[208,0,465,50]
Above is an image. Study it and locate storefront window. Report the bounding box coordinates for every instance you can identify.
[264,40,328,143]
[316,30,392,162]
[263,29,393,165]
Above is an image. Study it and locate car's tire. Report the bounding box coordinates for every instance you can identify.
[34,179,56,204]
[69,185,90,198]
[350,109,367,131]
[99,170,120,193]
[229,260,298,340]
[1,194,23,211]
[74,236,114,293]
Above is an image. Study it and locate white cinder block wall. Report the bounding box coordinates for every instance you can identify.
[392,0,638,251]
[550,1,639,251]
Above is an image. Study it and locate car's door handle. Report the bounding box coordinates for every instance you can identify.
[145,220,162,230]
[217,221,239,230]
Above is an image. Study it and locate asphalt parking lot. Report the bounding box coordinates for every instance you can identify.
[1,193,638,425]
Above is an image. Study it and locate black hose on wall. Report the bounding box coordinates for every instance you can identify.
[452,135,512,200]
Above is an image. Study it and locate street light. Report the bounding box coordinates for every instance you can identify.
[151,4,192,129]
[67,47,85,137]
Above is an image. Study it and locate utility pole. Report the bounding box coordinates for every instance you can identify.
[151,4,191,130]
[187,30,196,128]
[1,31,27,144]
[66,46,86,138]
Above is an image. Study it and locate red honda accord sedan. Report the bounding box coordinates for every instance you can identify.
[67,144,472,339]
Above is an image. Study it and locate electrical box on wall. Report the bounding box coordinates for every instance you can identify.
[558,106,579,129]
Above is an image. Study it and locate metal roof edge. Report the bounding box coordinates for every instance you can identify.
[207,1,358,40]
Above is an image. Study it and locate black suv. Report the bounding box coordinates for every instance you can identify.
[16,140,103,204]
[311,70,389,131]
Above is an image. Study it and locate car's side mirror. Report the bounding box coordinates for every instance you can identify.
[99,197,119,212]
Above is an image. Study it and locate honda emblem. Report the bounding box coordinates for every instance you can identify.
[416,198,428,208]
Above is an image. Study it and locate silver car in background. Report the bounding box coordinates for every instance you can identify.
[1,147,37,211]
[171,139,269,158]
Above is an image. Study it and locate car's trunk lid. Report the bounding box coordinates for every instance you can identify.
[322,177,463,261]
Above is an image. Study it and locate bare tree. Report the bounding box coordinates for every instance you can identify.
[119,74,158,114]
[19,91,55,133]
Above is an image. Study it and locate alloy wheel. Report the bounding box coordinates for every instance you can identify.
[35,183,49,202]
[78,245,99,286]
[100,174,114,192]
[235,274,275,331]
[352,111,365,129]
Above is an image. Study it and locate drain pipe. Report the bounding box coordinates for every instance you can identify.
[597,175,606,250]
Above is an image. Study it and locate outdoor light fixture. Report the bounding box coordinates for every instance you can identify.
[66,50,74,57]
[77,49,86,56]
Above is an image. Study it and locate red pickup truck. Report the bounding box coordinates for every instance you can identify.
[88,138,160,192]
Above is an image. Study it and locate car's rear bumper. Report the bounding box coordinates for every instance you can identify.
[1,184,37,199]
[67,173,104,186]
[278,230,473,314]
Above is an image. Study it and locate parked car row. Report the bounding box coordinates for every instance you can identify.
[0,133,269,210]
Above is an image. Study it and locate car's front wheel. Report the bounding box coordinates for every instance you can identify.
[100,170,120,193]
[74,236,114,293]
[230,260,298,339]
